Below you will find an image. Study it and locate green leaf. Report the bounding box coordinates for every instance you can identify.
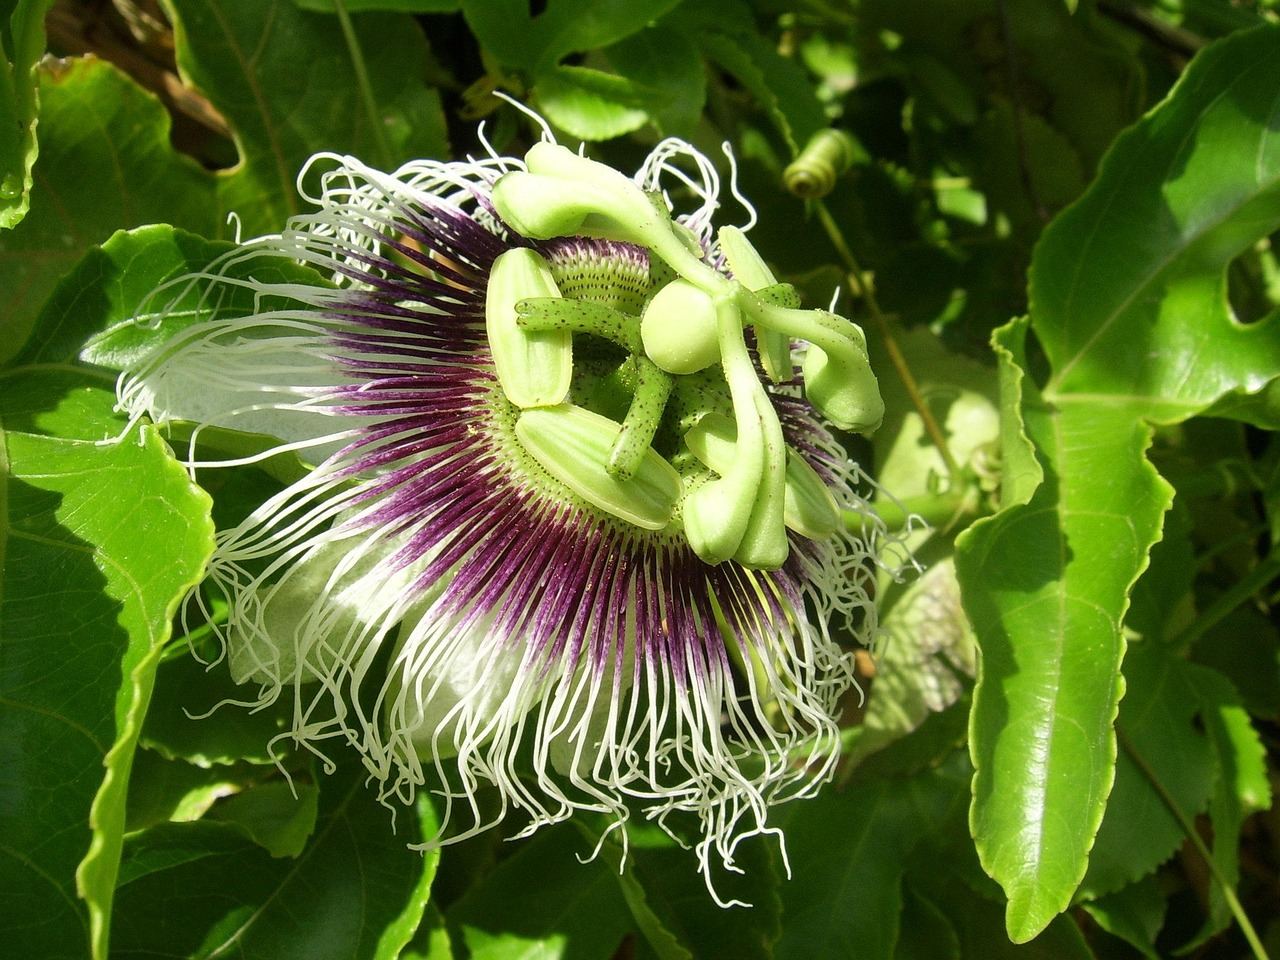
[1033,29,1280,415]
[604,23,706,139]
[294,0,460,11]
[141,650,296,767]
[627,831,781,960]
[934,883,1095,960]
[534,64,655,141]
[0,372,214,959]
[1079,643,1216,899]
[0,57,218,364]
[111,762,440,959]
[772,764,968,960]
[447,825,635,960]
[956,320,1171,941]
[205,780,321,858]
[1180,663,1272,950]
[679,0,826,155]
[161,0,448,238]
[893,890,960,960]
[0,0,57,229]
[956,24,1280,941]
[1081,874,1165,960]
[461,0,684,72]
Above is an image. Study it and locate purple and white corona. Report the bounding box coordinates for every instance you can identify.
[118,123,886,899]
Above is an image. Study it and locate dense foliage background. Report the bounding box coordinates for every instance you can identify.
[5,0,1280,957]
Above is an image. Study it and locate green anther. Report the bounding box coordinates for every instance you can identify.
[486,249,572,409]
[783,450,840,540]
[681,291,780,566]
[732,389,788,570]
[516,403,681,531]
[739,292,884,434]
[718,226,794,383]
[687,412,839,541]
[641,278,721,375]
[608,356,673,481]
[516,296,643,354]
[683,400,787,568]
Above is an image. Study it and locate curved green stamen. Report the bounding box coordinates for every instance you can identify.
[738,293,884,434]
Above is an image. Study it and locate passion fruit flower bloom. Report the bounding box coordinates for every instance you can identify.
[118,128,887,899]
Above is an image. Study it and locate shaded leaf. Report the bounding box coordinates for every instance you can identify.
[1081,874,1166,960]
[1180,663,1272,949]
[845,559,974,768]
[448,825,634,960]
[772,763,967,960]
[605,23,706,139]
[461,0,684,72]
[111,762,439,960]
[1080,642,1215,899]
[0,57,217,364]
[162,0,448,238]
[681,0,826,154]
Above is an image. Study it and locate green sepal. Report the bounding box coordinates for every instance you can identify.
[516,403,681,530]
[486,248,573,408]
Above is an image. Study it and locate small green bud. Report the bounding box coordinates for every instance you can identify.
[641,278,721,375]
[516,403,681,531]
[486,249,573,408]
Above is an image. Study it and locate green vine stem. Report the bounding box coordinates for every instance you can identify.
[1117,725,1271,960]
[812,200,963,482]
[860,484,982,535]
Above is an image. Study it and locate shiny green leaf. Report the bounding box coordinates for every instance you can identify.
[0,371,213,959]
[957,25,1280,941]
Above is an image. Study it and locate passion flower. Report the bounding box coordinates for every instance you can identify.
[118,126,886,901]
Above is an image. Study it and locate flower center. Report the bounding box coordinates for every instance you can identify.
[482,143,885,570]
